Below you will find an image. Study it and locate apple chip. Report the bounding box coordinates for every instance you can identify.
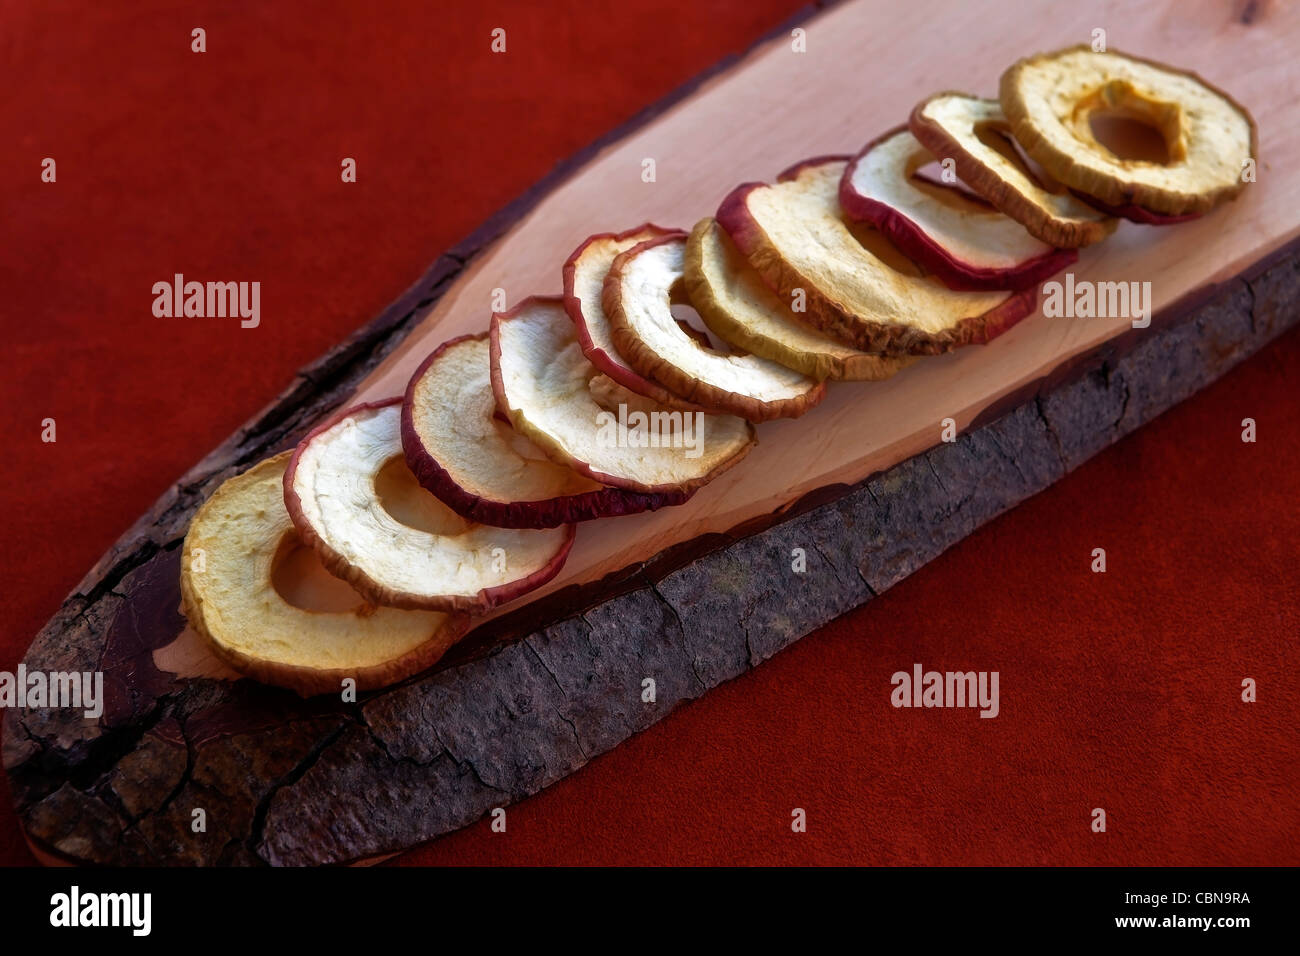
[563,225,708,411]
[403,333,686,527]
[285,399,574,612]
[602,234,825,421]
[490,296,755,494]
[1000,46,1257,216]
[716,157,1036,355]
[910,92,1116,248]
[180,453,472,697]
[684,218,914,382]
[840,126,1076,289]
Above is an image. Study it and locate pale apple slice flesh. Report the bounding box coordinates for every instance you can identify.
[683,217,915,382]
[490,295,756,494]
[285,399,574,612]
[602,234,825,421]
[839,126,1076,290]
[563,225,711,412]
[403,333,685,527]
[1000,46,1257,217]
[909,92,1116,248]
[180,453,472,697]
[716,156,1037,355]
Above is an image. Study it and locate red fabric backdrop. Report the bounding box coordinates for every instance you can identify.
[2,0,1296,866]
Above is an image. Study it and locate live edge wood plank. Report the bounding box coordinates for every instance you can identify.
[4,0,1300,864]
[6,246,1296,866]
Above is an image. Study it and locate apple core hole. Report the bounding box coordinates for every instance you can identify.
[374,456,471,535]
[272,537,368,613]
[1088,112,1172,164]
[669,302,728,352]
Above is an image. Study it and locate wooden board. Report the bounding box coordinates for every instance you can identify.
[159,0,1300,663]
[341,0,1297,621]
[5,0,1299,865]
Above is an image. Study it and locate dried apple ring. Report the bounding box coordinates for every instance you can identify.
[1000,46,1256,217]
[403,333,686,527]
[490,296,755,494]
[285,399,575,612]
[563,225,711,413]
[602,234,826,421]
[839,126,1077,290]
[684,217,912,382]
[716,157,1037,355]
[180,453,471,697]
[910,92,1115,248]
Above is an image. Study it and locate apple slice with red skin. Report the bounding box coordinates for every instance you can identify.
[602,234,826,421]
[402,333,685,528]
[490,296,755,495]
[840,126,1076,291]
[1068,190,1203,225]
[285,398,574,612]
[684,217,915,382]
[563,225,713,412]
[181,453,472,697]
[717,156,1037,355]
[909,92,1116,248]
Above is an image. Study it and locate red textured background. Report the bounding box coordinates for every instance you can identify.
[2,1,1296,866]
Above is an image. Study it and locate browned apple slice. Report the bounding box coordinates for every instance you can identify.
[563,225,711,412]
[284,399,574,612]
[909,92,1116,248]
[490,296,755,494]
[1000,46,1256,217]
[683,217,915,382]
[840,126,1076,290]
[601,234,825,421]
[716,156,1037,355]
[180,453,472,697]
[402,333,686,527]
